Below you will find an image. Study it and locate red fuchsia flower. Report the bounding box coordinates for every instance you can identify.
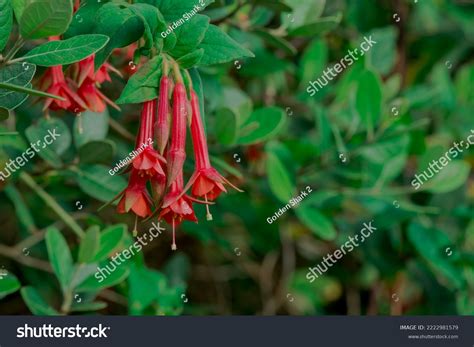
[159,172,198,251]
[117,170,153,219]
[132,99,166,181]
[155,75,170,155]
[184,90,242,220]
[40,65,87,112]
[75,54,119,113]
[166,82,187,186]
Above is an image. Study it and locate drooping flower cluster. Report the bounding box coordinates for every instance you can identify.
[114,65,242,250]
[39,36,118,114]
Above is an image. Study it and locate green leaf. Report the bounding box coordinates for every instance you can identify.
[0,62,36,110]
[21,34,110,66]
[73,109,109,148]
[237,107,286,145]
[215,108,238,146]
[0,106,9,120]
[288,14,341,37]
[45,227,74,292]
[423,161,470,194]
[76,164,127,203]
[170,14,209,58]
[0,271,21,299]
[11,0,29,21]
[407,223,465,289]
[282,0,326,28]
[130,3,166,51]
[63,1,103,38]
[265,142,295,203]
[93,3,145,69]
[128,264,167,314]
[365,26,397,75]
[79,140,115,165]
[197,24,254,66]
[20,286,59,315]
[78,226,100,264]
[253,29,297,55]
[19,0,73,39]
[0,0,13,52]
[355,69,382,139]
[25,117,71,168]
[70,300,107,312]
[152,0,214,22]
[0,81,65,100]
[76,264,129,292]
[116,55,163,104]
[176,48,204,69]
[299,39,328,89]
[94,224,127,262]
[296,206,337,241]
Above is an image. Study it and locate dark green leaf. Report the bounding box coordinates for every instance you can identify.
[93,3,145,69]
[21,34,110,66]
[170,14,209,58]
[76,164,127,203]
[116,55,163,104]
[198,24,254,66]
[0,62,36,110]
[0,0,13,52]
[79,140,115,165]
[73,109,109,148]
[176,48,204,69]
[19,0,73,39]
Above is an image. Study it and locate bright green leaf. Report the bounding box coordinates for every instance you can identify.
[20,286,59,315]
[45,227,74,292]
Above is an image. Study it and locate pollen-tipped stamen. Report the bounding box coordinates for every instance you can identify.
[205,194,213,221]
[132,215,138,237]
[171,218,177,250]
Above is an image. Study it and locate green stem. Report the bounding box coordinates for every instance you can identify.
[3,37,25,64]
[19,172,85,238]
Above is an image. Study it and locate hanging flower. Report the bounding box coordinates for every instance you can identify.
[40,65,87,113]
[159,172,198,251]
[117,170,153,218]
[184,90,242,219]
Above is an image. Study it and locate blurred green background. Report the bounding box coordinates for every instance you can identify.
[1,0,474,315]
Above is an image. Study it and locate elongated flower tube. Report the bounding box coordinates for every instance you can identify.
[132,99,166,180]
[156,75,170,155]
[166,82,187,186]
[184,90,242,220]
